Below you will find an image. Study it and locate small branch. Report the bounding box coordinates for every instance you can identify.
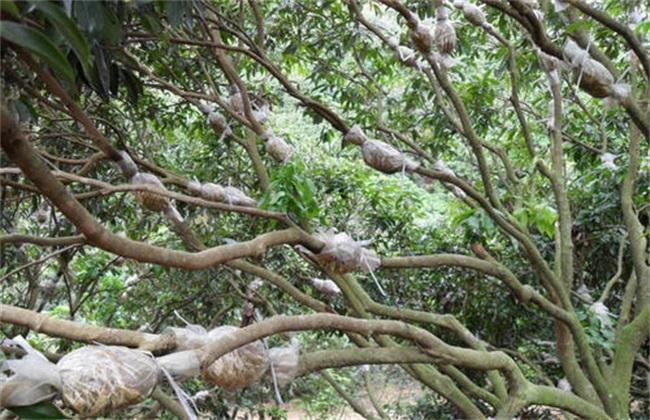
[247,0,266,52]
[0,234,86,247]
[15,49,123,162]
[363,366,390,420]
[320,369,380,420]
[620,124,650,309]
[439,364,501,410]
[226,260,332,313]
[150,386,189,419]
[0,244,79,283]
[597,233,627,303]
[545,58,575,289]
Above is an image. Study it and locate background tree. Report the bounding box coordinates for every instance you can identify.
[0,0,648,419]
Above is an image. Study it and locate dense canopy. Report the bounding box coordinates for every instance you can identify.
[0,0,648,418]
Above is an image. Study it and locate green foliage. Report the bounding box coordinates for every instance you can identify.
[298,370,352,417]
[8,403,66,420]
[0,20,76,88]
[577,304,615,351]
[30,0,91,78]
[0,0,648,419]
[259,161,320,225]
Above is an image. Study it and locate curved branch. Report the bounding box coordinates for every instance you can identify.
[381,253,568,321]
[0,304,170,352]
[528,383,610,420]
[226,260,332,313]
[1,104,323,269]
[439,364,502,409]
[197,313,528,388]
[0,244,79,283]
[621,125,650,309]
[15,49,123,162]
[319,369,381,420]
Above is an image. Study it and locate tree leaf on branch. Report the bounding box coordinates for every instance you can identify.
[30,0,91,79]
[0,21,76,88]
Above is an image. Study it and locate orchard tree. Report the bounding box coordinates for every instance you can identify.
[0,0,648,419]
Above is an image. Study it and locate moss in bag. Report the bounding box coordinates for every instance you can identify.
[57,346,159,417]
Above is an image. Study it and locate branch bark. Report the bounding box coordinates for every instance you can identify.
[0,304,170,351]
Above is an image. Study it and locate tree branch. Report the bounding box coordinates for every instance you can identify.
[1,103,323,269]
[0,304,170,351]
[0,234,86,247]
[567,0,649,78]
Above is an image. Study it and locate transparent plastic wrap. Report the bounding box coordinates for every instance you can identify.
[0,336,61,407]
[312,229,380,274]
[200,182,257,207]
[57,346,159,417]
[164,324,209,350]
[165,324,269,389]
[264,133,292,163]
[129,172,170,212]
[361,140,418,174]
[157,350,201,381]
[202,326,269,388]
[268,336,300,387]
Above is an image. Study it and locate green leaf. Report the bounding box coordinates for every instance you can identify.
[120,67,143,105]
[512,207,529,227]
[73,1,105,36]
[74,1,123,44]
[532,205,557,238]
[634,20,650,35]
[566,20,587,34]
[31,0,91,78]
[166,0,193,28]
[9,402,66,419]
[0,1,20,18]
[0,21,76,88]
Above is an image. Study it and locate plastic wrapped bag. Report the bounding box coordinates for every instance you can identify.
[202,326,269,388]
[268,336,300,387]
[0,336,60,407]
[312,229,380,274]
[130,172,170,212]
[57,346,159,417]
[361,139,418,174]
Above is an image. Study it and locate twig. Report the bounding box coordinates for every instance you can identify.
[597,233,627,303]
[0,244,80,283]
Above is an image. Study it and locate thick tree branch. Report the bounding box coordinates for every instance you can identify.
[528,383,610,420]
[545,62,575,289]
[381,254,568,321]
[197,313,527,386]
[0,304,170,351]
[621,125,650,310]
